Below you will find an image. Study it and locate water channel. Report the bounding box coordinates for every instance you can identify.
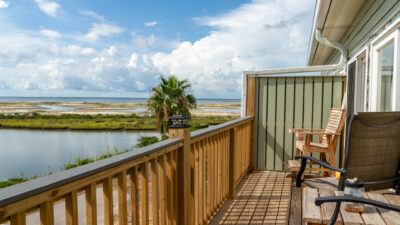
[0,129,160,180]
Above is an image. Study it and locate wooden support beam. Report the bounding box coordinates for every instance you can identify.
[169,126,191,225]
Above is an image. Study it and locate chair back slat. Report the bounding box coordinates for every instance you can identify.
[322,108,347,145]
[345,112,400,191]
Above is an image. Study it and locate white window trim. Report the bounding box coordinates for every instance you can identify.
[347,47,369,113]
[370,28,400,111]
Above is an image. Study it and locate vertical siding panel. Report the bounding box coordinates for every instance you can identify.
[284,77,295,162]
[347,1,400,53]
[322,77,333,127]
[332,76,344,166]
[303,77,313,128]
[254,77,260,169]
[266,78,276,170]
[275,78,285,171]
[257,78,267,169]
[312,77,323,170]
[294,77,304,158]
[312,77,323,140]
[304,77,313,168]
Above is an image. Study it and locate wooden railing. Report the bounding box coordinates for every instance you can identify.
[0,116,254,225]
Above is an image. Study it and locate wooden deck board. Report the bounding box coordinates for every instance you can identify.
[211,171,291,225]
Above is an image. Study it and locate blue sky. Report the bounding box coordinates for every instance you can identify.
[0,0,315,98]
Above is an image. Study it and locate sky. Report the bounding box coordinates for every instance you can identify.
[0,0,316,99]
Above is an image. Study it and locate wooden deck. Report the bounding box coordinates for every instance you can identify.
[210,171,297,225]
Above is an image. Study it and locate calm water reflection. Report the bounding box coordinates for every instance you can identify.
[0,129,160,180]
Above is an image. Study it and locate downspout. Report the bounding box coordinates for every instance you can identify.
[241,29,348,117]
[314,28,348,71]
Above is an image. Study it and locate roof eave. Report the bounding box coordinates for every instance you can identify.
[307,0,332,66]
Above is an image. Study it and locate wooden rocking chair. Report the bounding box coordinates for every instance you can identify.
[287,108,347,176]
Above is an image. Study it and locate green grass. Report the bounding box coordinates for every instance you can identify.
[0,113,238,130]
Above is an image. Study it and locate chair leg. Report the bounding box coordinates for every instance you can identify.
[321,153,330,177]
[328,149,337,168]
[290,147,301,178]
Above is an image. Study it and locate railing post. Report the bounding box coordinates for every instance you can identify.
[168,116,191,225]
[228,128,237,199]
[250,119,255,171]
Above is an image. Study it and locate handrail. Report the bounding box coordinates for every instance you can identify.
[191,116,253,139]
[0,138,183,207]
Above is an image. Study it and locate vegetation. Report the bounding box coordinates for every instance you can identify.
[0,146,133,188]
[147,76,197,134]
[0,113,237,130]
[135,135,168,148]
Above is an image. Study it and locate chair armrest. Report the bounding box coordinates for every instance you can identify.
[296,131,342,136]
[364,175,400,185]
[315,196,400,212]
[295,155,346,173]
[289,128,324,133]
[295,155,346,187]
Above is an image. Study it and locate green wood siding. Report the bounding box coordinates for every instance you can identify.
[254,76,345,171]
[326,0,400,64]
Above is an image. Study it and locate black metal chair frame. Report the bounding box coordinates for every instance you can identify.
[295,114,400,225]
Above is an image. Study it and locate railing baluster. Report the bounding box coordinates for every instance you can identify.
[159,154,167,225]
[118,170,128,225]
[190,144,195,224]
[140,162,149,224]
[151,158,159,225]
[217,133,221,206]
[199,140,204,225]
[103,176,114,225]
[194,142,199,225]
[129,166,140,225]
[166,152,173,225]
[66,190,78,225]
[40,201,54,225]
[206,137,211,221]
[172,150,178,225]
[10,211,25,225]
[85,183,97,225]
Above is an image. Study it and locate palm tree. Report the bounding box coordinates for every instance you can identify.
[147,75,197,134]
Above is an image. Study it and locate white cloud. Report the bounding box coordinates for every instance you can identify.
[80,10,104,21]
[131,33,156,49]
[0,0,9,8]
[34,0,60,17]
[0,0,315,98]
[61,45,97,56]
[151,0,315,96]
[144,21,158,26]
[41,29,61,39]
[84,23,125,42]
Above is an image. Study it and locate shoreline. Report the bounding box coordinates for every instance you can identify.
[0,101,241,117]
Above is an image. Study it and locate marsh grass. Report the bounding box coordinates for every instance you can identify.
[0,113,237,130]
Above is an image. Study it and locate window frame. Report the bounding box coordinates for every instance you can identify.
[370,28,400,111]
[347,47,368,113]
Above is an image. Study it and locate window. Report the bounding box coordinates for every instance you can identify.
[370,28,399,112]
[378,42,394,111]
